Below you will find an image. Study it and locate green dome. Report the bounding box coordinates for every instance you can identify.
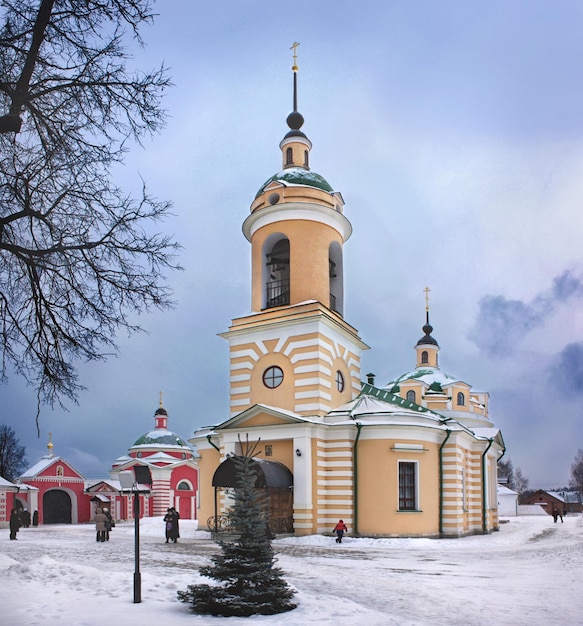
[256,167,334,198]
[132,430,190,448]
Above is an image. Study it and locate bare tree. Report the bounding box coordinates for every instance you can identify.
[0,1,180,421]
[570,449,583,492]
[0,424,27,481]
[498,457,529,493]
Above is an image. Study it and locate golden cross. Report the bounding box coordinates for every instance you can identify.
[159,390,164,407]
[424,286,431,312]
[291,41,300,71]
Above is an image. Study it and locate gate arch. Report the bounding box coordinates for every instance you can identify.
[43,490,72,524]
[210,457,293,534]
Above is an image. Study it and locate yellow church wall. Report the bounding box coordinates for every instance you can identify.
[226,317,362,417]
[250,220,342,310]
[249,352,295,411]
[314,438,354,534]
[354,438,441,537]
[195,447,222,529]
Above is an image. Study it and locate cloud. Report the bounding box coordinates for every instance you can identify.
[469,270,583,357]
[549,343,583,396]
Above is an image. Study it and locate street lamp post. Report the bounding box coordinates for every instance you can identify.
[119,466,152,604]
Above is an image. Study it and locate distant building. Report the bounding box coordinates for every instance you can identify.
[9,399,197,525]
[521,489,582,515]
[109,397,199,520]
[190,57,505,538]
[497,484,519,517]
[18,434,88,524]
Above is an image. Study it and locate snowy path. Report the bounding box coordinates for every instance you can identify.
[1,515,582,625]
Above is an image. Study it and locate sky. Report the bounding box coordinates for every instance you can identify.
[2,514,583,624]
[2,0,583,488]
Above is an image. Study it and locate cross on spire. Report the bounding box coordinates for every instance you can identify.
[291,41,300,72]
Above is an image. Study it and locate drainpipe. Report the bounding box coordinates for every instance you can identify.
[481,439,494,534]
[353,422,363,536]
[206,435,221,535]
[439,429,452,536]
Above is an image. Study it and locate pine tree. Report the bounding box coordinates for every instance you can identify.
[178,438,296,616]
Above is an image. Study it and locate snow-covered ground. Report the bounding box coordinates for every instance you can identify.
[1,515,582,625]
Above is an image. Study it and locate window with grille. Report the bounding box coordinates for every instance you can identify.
[399,461,417,510]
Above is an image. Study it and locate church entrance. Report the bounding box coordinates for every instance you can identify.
[209,457,293,535]
[43,490,72,524]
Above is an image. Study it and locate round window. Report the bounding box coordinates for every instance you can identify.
[263,366,284,389]
[336,370,345,392]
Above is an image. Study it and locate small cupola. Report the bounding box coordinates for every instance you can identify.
[415,288,440,368]
[154,391,168,430]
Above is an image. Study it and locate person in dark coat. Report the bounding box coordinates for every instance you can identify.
[32,510,38,527]
[95,507,107,542]
[333,519,348,543]
[103,507,114,541]
[164,507,180,543]
[9,508,21,540]
[21,508,31,528]
[171,507,180,541]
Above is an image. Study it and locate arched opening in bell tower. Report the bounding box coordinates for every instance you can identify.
[263,234,290,309]
[329,241,343,315]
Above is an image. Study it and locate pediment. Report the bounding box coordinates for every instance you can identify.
[217,404,308,430]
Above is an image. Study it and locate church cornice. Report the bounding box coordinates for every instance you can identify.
[243,201,351,243]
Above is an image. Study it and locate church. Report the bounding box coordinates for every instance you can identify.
[190,51,505,538]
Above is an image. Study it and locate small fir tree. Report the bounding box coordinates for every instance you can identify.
[178,438,296,616]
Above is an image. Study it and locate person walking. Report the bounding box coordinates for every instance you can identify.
[103,507,114,541]
[333,519,348,543]
[164,508,175,543]
[9,508,21,540]
[95,507,107,542]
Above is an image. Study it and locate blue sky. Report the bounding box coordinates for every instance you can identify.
[3,0,583,488]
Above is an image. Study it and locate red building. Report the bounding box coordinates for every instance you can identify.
[18,436,90,524]
[109,400,199,520]
[7,399,198,525]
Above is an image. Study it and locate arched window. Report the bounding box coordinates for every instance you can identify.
[421,351,429,364]
[335,370,345,392]
[304,150,309,167]
[177,481,191,491]
[406,390,416,403]
[457,392,465,406]
[56,465,64,476]
[286,147,293,165]
[265,238,290,308]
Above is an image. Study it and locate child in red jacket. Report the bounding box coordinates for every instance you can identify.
[333,519,348,543]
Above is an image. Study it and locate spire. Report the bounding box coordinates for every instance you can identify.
[417,286,438,347]
[46,431,54,458]
[285,41,306,136]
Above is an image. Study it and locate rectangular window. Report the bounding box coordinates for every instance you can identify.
[399,461,417,510]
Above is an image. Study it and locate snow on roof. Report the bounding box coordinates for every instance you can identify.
[327,392,446,424]
[131,429,192,449]
[497,485,518,496]
[0,476,18,488]
[386,367,462,390]
[20,455,59,478]
[256,167,334,197]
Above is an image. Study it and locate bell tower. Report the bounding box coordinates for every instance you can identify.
[221,45,368,418]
